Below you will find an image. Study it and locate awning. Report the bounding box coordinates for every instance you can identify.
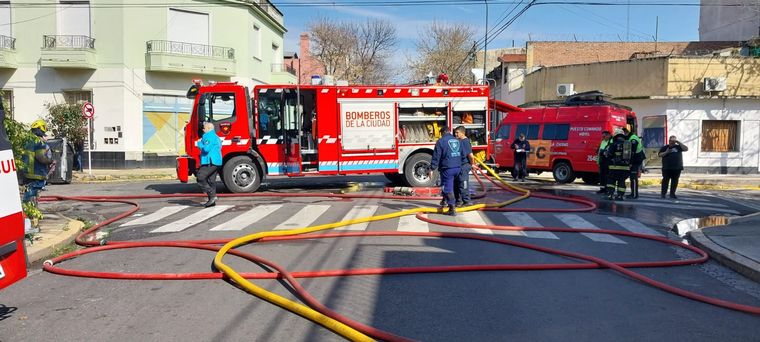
[489,99,524,113]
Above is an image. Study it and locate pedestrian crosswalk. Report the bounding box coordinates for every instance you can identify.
[114,202,684,245]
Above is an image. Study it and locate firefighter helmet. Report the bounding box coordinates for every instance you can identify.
[30,120,47,132]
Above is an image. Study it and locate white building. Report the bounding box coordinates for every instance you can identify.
[700,0,760,41]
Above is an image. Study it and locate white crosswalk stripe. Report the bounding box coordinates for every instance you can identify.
[607,216,663,236]
[609,200,740,214]
[502,212,559,239]
[209,204,283,231]
[554,214,626,244]
[334,205,380,230]
[150,205,233,233]
[275,205,331,230]
[121,206,189,227]
[456,211,494,235]
[397,214,429,232]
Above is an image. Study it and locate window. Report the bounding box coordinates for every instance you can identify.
[495,124,510,140]
[251,24,261,59]
[701,120,739,152]
[58,1,91,37]
[515,124,539,140]
[168,8,209,46]
[541,124,569,140]
[642,115,667,148]
[1,89,12,119]
[0,2,11,38]
[64,90,92,103]
[198,93,235,124]
[257,89,283,137]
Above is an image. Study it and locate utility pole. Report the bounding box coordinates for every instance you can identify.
[626,0,631,41]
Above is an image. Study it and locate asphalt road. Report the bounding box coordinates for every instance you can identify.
[2,176,759,341]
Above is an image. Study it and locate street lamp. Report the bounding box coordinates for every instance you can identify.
[483,0,488,85]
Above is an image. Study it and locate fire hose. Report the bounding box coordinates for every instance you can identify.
[41,161,760,341]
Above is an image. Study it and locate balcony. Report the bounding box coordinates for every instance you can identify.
[271,63,297,84]
[145,40,236,77]
[0,35,17,69]
[40,35,97,69]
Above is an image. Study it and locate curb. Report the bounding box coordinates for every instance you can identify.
[687,230,760,283]
[26,218,84,264]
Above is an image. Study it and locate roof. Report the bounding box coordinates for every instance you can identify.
[527,41,744,68]
[498,54,527,63]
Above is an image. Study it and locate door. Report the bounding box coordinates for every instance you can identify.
[493,123,511,167]
[282,89,302,176]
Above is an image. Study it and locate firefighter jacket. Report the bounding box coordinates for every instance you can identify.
[597,138,610,165]
[627,133,646,164]
[605,135,632,171]
[431,132,462,171]
[21,137,53,181]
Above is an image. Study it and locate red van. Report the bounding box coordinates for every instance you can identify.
[490,91,638,184]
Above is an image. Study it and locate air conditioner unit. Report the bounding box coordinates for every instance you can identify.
[703,77,727,92]
[557,83,575,97]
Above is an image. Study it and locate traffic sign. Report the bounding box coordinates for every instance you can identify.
[82,102,95,119]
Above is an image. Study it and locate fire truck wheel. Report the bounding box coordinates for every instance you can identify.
[223,156,261,193]
[552,161,576,184]
[403,153,437,187]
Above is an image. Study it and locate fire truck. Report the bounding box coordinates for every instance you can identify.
[177,82,522,192]
[0,96,27,289]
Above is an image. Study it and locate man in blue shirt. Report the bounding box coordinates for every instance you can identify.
[196,122,222,207]
[429,126,461,216]
[453,126,478,207]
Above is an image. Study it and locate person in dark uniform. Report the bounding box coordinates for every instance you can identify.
[196,122,222,208]
[21,120,55,203]
[623,127,645,199]
[604,132,632,201]
[658,135,688,199]
[429,126,461,216]
[510,133,530,181]
[596,131,612,194]
[453,126,478,207]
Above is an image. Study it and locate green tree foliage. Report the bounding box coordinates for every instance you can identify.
[2,102,36,168]
[45,103,87,145]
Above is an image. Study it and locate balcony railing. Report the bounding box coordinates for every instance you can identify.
[146,40,235,60]
[43,35,95,49]
[0,35,15,50]
[271,63,296,75]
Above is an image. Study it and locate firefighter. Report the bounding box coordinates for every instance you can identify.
[196,122,222,208]
[510,133,530,181]
[604,132,632,201]
[596,130,612,194]
[21,120,55,203]
[453,126,478,207]
[429,126,461,216]
[623,127,645,199]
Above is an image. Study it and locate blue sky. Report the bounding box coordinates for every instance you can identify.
[278,1,701,54]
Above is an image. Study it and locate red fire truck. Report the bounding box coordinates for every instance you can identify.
[177,82,521,192]
[490,91,638,184]
[0,97,27,289]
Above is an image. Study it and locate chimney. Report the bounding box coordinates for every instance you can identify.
[300,33,309,57]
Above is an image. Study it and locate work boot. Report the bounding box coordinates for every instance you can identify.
[625,194,637,199]
[447,205,457,216]
[203,196,217,208]
[596,188,607,194]
[455,201,464,207]
[614,194,624,201]
[661,193,666,199]
[439,198,446,209]
[669,194,678,200]
[461,201,472,207]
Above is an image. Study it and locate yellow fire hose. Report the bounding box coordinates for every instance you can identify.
[213,160,529,341]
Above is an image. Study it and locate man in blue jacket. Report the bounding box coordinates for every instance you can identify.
[197,122,222,207]
[428,126,461,216]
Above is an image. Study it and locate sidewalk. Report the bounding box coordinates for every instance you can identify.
[72,168,176,182]
[25,213,84,264]
[530,171,760,190]
[687,213,760,283]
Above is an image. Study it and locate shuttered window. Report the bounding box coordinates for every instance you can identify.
[58,1,91,36]
[0,2,11,38]
[167,8,209,46]
[701,120,739,152]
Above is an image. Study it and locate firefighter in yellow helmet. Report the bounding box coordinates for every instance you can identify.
[21,120,55,202]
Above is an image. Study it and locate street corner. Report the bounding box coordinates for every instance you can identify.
[25,213,85,265]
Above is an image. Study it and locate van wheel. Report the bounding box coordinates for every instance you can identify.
[581,174,599,185]
[223,156,261,193]
[552,162,576,183]
[404,153,438,187]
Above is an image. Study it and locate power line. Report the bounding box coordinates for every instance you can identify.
[2,1,747,8]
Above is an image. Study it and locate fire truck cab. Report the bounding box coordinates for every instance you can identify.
[0,96,27,289]
[177,82,520,192]
[490,91,638,184]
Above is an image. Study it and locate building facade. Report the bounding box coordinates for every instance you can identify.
[700,0,760,41]
[524,56,760,174]
[0,0,295,168]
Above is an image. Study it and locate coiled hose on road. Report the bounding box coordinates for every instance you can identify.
[41,161,760,341]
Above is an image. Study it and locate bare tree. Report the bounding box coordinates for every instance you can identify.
[308,18,397,84]
[408,22,477,84]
